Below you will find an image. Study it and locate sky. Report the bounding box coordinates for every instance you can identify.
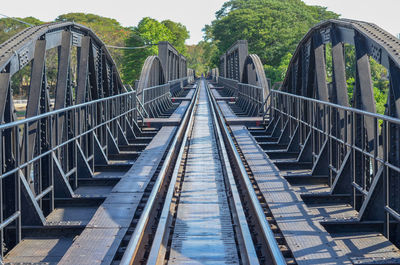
[1,0,399,45]
[303,0,400,38]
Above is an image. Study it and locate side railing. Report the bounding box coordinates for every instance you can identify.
[264,89,400,240]
[169,77,189,97]
[125,85,148,125]
[237,83,264,116]
[138,83,172,118]
[136,76,193,119]
[0,90,145,253]
[218,77,267,117]
[218,77,238,97]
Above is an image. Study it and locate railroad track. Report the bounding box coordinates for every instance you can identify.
[113,79,295,265]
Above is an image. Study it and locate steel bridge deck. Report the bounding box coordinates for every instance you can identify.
[2,88,195,264]
[59,126,177,265]
[212,84,400,264]
[3,17,400,264]
[168,80,239,264]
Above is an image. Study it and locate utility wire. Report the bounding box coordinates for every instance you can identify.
[0,13,34,27]
[1,13,156,50]
[105,44,157,50]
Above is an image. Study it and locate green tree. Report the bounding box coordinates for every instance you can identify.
[344,44,389,114]
[161,20,190,56]
[186,40,218,76]
[0,16,43,43]
[122,17,174,85]
[264,52,292,86]
[56,13,131,72]
[0,17,44,97]
[206,0,339,84]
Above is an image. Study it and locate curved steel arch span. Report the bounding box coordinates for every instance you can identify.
[241,54,270,101]
[266,19,400,240]
[0,21,194,256]
[0,22,131,231]
[281,18,400,117]
[136,55,166,100]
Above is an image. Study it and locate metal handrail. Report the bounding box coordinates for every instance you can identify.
[217,77,268,117]
[262,92,273,122]
[135,94,149,119]
[267,88,400,239]
[271,89,400,125]
[0,91,136,131]
[0,99,137,181]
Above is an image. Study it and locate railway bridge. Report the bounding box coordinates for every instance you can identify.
[0,19,400,264]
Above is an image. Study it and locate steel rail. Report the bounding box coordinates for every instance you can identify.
[145,80,199,264]
[119,81,199,265]
[207,82,287,265]
[145,79,260,264]
[206,80,260,265]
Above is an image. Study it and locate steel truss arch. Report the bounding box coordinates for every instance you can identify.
[232,54,270,116]
[0,22,136,254]
[136,56,166,102]
[281,18,400,116]
[273,19,400,238]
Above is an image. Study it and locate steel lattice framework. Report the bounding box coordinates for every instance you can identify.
[213,18,400,246]
[0,22,191,256]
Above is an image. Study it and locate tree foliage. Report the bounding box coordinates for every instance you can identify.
[121,17,189,85]
[205,0,339,84]
[0,16,43,44]
[204,0,390,114]
[56,13,131,72]
[162,20,190,56]
[122,17,173,85]
[344,44,389,114]
[186,41,218,76]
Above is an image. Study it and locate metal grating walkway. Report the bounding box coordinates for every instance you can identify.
[168,81,239,264]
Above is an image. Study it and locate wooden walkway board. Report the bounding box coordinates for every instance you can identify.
[230,125,350,265]
[59,126,177,265]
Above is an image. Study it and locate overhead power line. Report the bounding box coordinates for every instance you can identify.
[105,44,158,50]
[1,13,157,50]
[0,13,34,27]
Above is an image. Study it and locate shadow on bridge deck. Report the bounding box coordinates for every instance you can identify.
[211,82,400,265]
